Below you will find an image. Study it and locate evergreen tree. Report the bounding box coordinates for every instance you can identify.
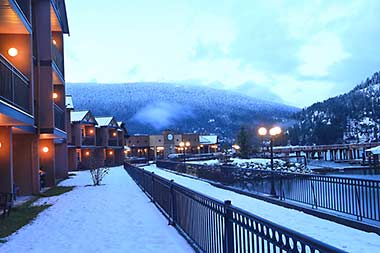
[236,126,251,158]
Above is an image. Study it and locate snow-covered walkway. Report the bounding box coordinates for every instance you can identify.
[0,166,193,253]
[143,164,380,253]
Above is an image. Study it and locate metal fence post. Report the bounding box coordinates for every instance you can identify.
[151,172,155,203]
[169,179,175,225]
[311,180,318,209]
[223,200,234,253]
[354,183,363,221]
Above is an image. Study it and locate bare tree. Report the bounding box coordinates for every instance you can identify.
[88,155,109,186]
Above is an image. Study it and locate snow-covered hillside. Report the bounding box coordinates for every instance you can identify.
[67,82,298,142]
[289,71,380,145]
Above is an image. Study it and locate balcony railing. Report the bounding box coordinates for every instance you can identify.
[52,45,64,76]
[82,136,96,146]
[54,104,65,131]
[108,139,118,146]
[0,54,31,113]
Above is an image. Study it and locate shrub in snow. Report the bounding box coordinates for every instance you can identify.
[88,157,110,186]
[90,167,110,186]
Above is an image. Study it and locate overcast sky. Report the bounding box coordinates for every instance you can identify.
[64,0,380,108]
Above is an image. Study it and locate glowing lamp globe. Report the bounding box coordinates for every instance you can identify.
[42,147,49,153]
[269,126,282,136]
[258,127,267,136]
[8,48,18,57]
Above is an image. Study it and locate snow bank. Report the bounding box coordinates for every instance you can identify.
[188,158,310,173]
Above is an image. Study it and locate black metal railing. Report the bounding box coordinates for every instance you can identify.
[82,136,96,146]
[54,104,65,131]
[281,175,380,222]
[124,163,346,253]
[156,160,380,223]
[0,54,31,113]
[52,45,64,75]
[108,139,118,146]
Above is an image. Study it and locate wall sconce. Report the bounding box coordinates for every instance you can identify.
[42,147,49,153]
[8,48,18,57]
[112,132,117,137]
[85,151,90,156]
[0,142,2,149]
[53,92,58,99]
[89,129,94,134]
[109,150,113,155]
[52,39,57,45]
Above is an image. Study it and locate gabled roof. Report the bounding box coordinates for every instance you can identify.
[200,135,218,145]
[367,146,380,155]
[65,95,74,109]
[71,110,97,124]
[95,116,119,127]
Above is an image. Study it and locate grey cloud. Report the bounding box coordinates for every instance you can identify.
[131,102,194,130]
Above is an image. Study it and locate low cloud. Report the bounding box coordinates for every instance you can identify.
[132,102,194,130]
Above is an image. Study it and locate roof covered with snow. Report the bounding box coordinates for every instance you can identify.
[95,117,118,127]
[65,95,74,109]
[200,135,218,144]
[71,111,90,122]
[367,146,380,154]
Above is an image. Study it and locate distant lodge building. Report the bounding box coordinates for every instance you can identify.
[126,130,219,161]
[66,96,126,170]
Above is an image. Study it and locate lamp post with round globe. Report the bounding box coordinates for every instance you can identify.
[257,126,282,196]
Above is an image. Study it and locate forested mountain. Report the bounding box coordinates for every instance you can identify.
[67,83,298,143]
[289,71,380,145]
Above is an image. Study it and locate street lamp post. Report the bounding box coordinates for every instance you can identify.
[258,126,282,197]
[179,141,191,167]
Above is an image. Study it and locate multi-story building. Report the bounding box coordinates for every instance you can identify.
[95,117,125,167]
[126,131,219,161]
[0,0,69,196]
[67,110,99,170]
[65,95,127,170]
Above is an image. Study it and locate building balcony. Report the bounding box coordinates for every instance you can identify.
[82,136,96,146]
[0,53,31,114]
[52,44,64,77]
[108,139,118,147]
[14,0,32,23]
[54,103,65,132]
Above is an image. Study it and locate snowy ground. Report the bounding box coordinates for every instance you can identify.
[0,166,193,253]
[143,164,380,253]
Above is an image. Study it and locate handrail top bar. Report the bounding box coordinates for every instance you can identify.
[158,160,380,183]
[0,53,30,83]
[231,204,347,253]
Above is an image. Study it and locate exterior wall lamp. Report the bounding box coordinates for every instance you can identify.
[42,147,49,153]
[8,48,18,57]
[53,92,58,99]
